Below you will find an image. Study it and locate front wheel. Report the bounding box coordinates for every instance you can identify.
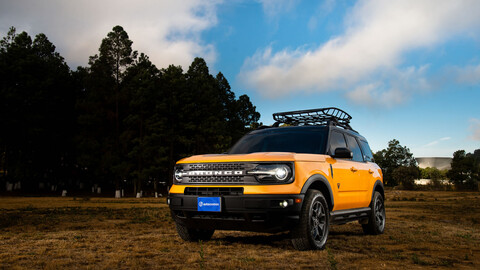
[291,190,330,250]
[175,222,215,242]
[362,191,386,235]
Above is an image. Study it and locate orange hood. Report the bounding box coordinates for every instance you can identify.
[176,152,329,164]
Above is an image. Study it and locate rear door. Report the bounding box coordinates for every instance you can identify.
[358,139,378,203]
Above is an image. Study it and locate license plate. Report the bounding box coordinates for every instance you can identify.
[197,197,221,212]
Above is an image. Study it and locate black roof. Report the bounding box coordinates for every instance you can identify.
[250,125,327,135]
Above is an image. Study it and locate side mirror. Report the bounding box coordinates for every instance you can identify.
[333,147,353,159]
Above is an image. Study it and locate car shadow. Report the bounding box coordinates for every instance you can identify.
[212,227,367,249]
[215,232,292,248]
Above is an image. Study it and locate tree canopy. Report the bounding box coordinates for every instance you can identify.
[0,27,75,190]
[373,139,417,186]
[447,149,480,190]
[0,26,260,195]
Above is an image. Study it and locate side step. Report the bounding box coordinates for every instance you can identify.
[330,207,370,225]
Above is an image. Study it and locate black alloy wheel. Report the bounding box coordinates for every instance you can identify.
[362,191,385,235]
[291,190,330,250]
[310,199,328,246]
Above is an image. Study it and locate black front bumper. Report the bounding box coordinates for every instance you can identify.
[168,193,305,233]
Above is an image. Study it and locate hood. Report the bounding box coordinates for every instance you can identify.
[176,152,328,164]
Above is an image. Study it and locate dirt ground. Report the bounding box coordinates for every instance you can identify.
[0,190,479,269]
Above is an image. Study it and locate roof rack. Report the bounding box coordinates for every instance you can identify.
[272,107,354,130]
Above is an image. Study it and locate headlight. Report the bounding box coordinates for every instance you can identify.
[174,168,184,182]
[274,166,289,181]
[247,164,293,183]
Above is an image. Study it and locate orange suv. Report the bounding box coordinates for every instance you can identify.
[168,107,385,250]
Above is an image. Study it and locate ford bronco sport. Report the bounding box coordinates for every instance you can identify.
[168,107,385,250]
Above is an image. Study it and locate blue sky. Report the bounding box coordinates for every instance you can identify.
[1,0,479,157]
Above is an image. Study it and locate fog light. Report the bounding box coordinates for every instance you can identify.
[279,200,288,208]
[167,198,171,205]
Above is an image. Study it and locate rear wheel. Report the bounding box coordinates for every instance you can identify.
[175,222,215,241]
[362,191,385,235]
[291,190,330,250]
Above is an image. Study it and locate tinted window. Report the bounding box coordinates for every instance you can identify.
[229,129,327,154]
[359,140,374,162]
[345,135,363,162]
[329,131,347,155]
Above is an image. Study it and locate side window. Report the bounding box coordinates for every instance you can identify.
[329,131,347,155]
[359,140,374,162]
[345,135,363,162]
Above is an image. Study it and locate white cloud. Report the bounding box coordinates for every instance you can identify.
[240,0,480,105]
[423,137,451,148]
[0,0,221,69]
[258,0,299,19]
[346,65,430,107]
[454,64,480,85]
[470,119,480,141]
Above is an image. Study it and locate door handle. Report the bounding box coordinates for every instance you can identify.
[350,167,358,172]
[368,169,374,174]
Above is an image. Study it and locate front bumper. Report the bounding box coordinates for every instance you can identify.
[168,193,305,233]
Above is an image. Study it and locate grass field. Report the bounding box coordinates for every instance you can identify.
[1,190,479,269]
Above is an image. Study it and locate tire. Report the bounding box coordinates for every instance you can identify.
[362,191,386,235]
[291,190,330,250]
[175,222,215,242]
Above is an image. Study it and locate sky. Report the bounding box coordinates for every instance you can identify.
[1,0,479,157]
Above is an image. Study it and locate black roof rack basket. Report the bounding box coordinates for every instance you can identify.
[273,107,353,130]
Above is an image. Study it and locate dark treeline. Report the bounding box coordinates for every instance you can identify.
[374,139,479,190]
[0,26,260,196]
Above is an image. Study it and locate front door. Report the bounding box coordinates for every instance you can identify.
[329,131,368,210]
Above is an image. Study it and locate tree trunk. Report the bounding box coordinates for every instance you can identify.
[154,179,158,198]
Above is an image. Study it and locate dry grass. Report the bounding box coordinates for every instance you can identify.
[0,190,479,269]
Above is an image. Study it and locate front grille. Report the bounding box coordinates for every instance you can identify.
[189,163,245,170]
[178,162,258,185]
[184,187,244,196]
[189,176,243,183]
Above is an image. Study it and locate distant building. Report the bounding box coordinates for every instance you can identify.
[416,157,452,170]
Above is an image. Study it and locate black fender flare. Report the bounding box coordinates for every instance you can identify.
[371,180,385,204]
[300,174,334,210]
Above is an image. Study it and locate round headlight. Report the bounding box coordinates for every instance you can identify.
[174,169,183,182]
[274,165,290,181]
[247,164,292,183]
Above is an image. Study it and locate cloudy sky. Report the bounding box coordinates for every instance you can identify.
[1,0,479,157]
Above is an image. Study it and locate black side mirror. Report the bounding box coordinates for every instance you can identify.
[333,147,353,159]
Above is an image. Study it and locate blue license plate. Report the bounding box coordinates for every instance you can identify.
[197,197,221,212]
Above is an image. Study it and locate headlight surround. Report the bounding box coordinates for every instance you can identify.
[247,164,293,183]
[174,168,184,183]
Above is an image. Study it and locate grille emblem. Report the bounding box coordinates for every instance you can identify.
[187,170,244,176]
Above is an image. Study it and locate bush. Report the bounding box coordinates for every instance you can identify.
[393,166,419,190]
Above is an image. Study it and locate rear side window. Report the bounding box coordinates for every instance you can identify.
[329,131,347,155]
[345,135,364,162]
[359,140,374,162]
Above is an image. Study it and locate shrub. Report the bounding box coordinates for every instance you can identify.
[393,166,419,190]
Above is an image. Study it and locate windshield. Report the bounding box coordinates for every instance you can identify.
[229,128,327,154]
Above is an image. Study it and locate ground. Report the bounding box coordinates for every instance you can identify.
[0,190,479,269]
